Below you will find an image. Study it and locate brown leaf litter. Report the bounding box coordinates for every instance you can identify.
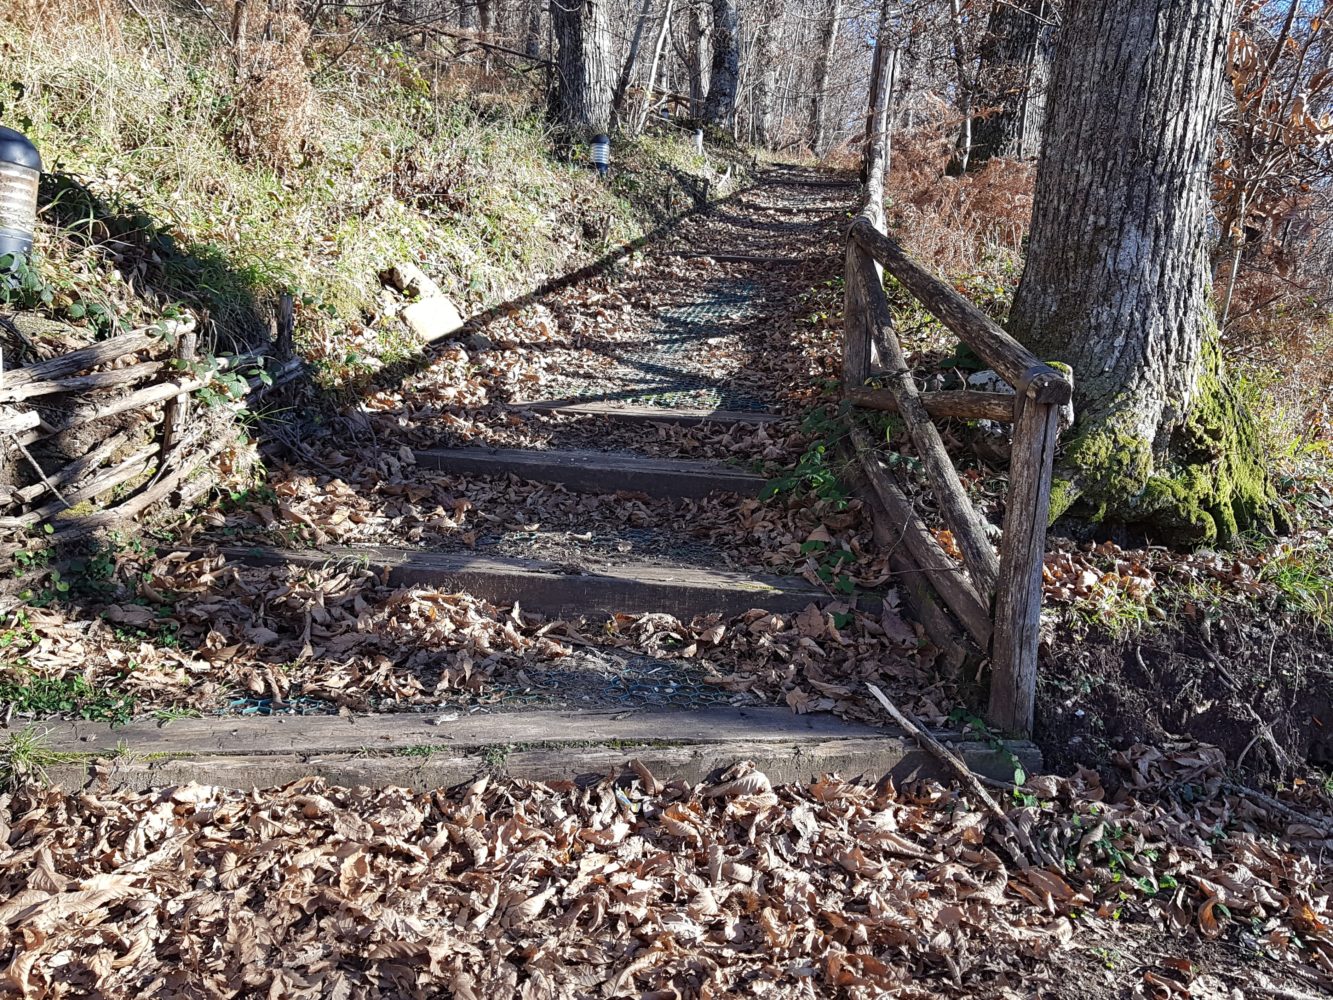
[3,552,934,723]
[0,745,1329,998]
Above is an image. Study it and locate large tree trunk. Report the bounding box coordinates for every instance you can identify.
[1011,0,1278,545]
[970,0,1054,165]
[702,0,739,128]
[809,0,841,155]
[550,0,614,131]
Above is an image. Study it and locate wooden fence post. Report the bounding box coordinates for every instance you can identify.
[158,328,198,468]
[843,245,871,390]
[276,292,294,362]
[988,397,1063,736]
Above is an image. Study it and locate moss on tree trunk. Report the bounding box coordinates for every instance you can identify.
[1048,338,1280,546]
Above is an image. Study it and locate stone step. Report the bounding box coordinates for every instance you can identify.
[413,446,766,499]
[512,400,782,427]
[35,706,1041,792]
[201,544,835,620]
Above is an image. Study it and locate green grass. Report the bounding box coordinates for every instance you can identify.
[0,673,135,725]
[0,728,89,790]
[152,707,203,726]
[1260,538,1333,626]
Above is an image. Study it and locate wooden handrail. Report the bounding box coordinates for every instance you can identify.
[844,21,1067,738]
[847,244,1001,597]
[848,212,1071,407]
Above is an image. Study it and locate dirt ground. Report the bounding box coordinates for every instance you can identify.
[1037,608,1333,785]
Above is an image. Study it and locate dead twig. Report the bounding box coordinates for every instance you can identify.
[7,432,72,511]
[1220,781,1333,839]
[865,682,1049,868]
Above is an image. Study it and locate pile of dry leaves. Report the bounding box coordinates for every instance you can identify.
[6,552,934,724]
[0,746,1328,998]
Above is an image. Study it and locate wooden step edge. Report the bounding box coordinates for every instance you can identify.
[190,544,836,619]
[34,733,1040,794]
[510,400,783,427]
[655,251,804,265]
[36,706,884,757]
[412,446,767,499]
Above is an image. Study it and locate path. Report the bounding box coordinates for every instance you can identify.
[43,167,1037,786]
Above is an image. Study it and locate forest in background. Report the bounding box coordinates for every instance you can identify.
[3,0,1331,457]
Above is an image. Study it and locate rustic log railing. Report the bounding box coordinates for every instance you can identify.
[844,30,1070,737]
[843,206,1070,736]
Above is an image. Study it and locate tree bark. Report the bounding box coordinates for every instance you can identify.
[612,0,655,124]
[970,0,1054,165]
[702,0,739,128]
[946,0,973,174]
[525,0,542,58]
[550,0,614,131]
[1011,0,1278,545]
[752,3,778,147]
[686,0,708,119]
[810,0,841,155]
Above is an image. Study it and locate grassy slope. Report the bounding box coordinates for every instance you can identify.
[0,2,741,386]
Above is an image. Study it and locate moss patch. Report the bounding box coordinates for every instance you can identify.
[1052,338,1280,546]
[1151,350,1280,544]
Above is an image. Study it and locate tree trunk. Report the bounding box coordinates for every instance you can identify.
[752,5,778,147]
[809,0,841,155]
[612,0,655,124]
[478,0,496,71]
[702,0,739,128]
[970,0,1054,166]
[637,0,675,131]
[1011,0,1278,546]
[686,0,708,119]
[550,0,614,131]
[525,0,542,58]
[946,0,973,174]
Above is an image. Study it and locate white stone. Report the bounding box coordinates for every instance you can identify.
[401,296,465,344]
[966,369,1015,394]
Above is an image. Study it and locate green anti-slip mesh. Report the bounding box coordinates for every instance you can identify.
[532,282,772,413]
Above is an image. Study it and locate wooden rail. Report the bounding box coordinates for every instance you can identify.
[843,213,1069,734]
[844,213,1069,735]
[844,30,1069,737]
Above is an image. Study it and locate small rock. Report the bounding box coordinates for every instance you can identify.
[402,296,465,343]
[380,262,443,300]
[467,331,495,353]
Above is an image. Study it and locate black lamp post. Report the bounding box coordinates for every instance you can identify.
[590,133,611,178]
[0,126,41,258]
